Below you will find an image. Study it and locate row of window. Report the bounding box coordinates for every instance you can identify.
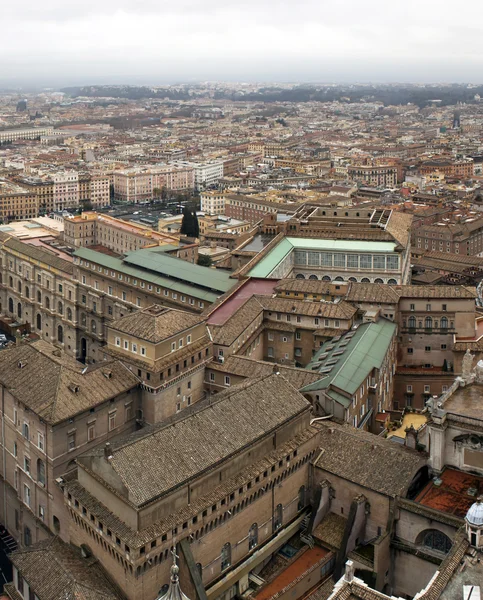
[404,316,452,329]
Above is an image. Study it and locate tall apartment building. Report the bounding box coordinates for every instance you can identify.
[347,164,398,188]
[173,160,224,191]
[52,171,80,211]
[200,191,229,215]
[420,158,474,179]
[112,164,195,202]
[0,181,38,221]
[412,216,483,255]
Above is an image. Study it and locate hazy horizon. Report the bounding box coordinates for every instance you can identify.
[2,0,483,88]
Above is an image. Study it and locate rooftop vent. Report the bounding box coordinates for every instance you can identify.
[17,360,26,369]
[433,477,443,487]
[68,384,80,394]
[103,370,113,379]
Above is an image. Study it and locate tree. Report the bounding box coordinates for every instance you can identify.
[197,254,212,267]
[180,205,199,238]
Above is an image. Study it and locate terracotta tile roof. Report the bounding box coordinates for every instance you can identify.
[314,421,427,497]
[345,283,400,304]
[109,305,204,343]
[209,296,264,345]
[0,341,139,424]
[313,512,347,550]
[258,297,357,320]
[0,232,74,275]
[79,373,311,506]
[208,355,322,389]
[67,427,318,547]
[9,537,125,599]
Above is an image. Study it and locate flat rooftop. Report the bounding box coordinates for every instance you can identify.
[443,384,483,421]
[415,467,483,519]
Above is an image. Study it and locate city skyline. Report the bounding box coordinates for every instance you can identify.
[2,0,483,86]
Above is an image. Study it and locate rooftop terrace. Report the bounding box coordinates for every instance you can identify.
[415,467,483,519]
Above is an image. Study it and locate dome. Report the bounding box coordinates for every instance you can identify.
[466,499,483,526]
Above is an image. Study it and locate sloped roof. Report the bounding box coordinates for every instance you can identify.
[109,305,204,343]
[0,341,138,424]
[314,421,427,497]
[9,537,125,600]
[79,373,310,506]
[302,320,397,396]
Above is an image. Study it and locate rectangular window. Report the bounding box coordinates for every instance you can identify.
[407,348,413,354]
[109,412,116,431]
[406,385,412,392]
[23,484,31,507]
[141,346,146,356]
[426,303,431,311]
[296,332,301,340]
[37,432,44,451]
[132,343,137,353]
[125,404,133,422]
[108,286,113,295]
[24,456,30,475]
[424,385,430,393]
[123,340,129,350]
[442,304,447,311]
[115,337,121,347]
[136,297,141,307]
[224,376,230,386]
[425,346,431,352]
[179,339,183,348]
[210,373,215,382]
[171,342,176,352]
[67,432,76,451]
[410,303,415,311]
[87,424,95,442]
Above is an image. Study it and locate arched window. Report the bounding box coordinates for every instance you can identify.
[8,298,13,313]
[440,317,448,330]
[37,291,41,303]
[91,320,96,333]
[361,278,370,283]
[37,459,45,486]
[249,523,258,550]
[81,313,86,327]
[57,325,63,344]
[274,503,283,530]
[25,286,29,298]
[36,314,41,331]
[295,273,305,280]
[220,543,231,571]
[45,297,50,310]
[348,277,357,282]
[309,275,318,280]
[298,485,306,510]
[22,423,29,440]
[388,279,397,285]
[408,316,416,329]
[17,303,22,319]
[67,308,72,321]
[334,276,344,282]
[58,302,63,315]
[425,317,432,330]
[322,276,331,282]
[374,278,384,284]
[417,529,452,554]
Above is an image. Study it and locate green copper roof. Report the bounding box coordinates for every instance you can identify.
[74,247,233,302]
[302,319,397,398]
[248,237,397,278]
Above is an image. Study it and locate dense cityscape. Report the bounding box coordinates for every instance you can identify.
[0,80,481,599]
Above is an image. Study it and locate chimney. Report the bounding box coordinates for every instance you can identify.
[104,442,113,461]
[272,363,280,375]
[344,560,354,583]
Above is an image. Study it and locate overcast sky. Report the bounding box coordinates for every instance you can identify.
[1,0,483,87]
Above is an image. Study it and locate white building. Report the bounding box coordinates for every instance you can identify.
[52,171,79,211]
[200,191,228,215]
[174,161,224,191]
